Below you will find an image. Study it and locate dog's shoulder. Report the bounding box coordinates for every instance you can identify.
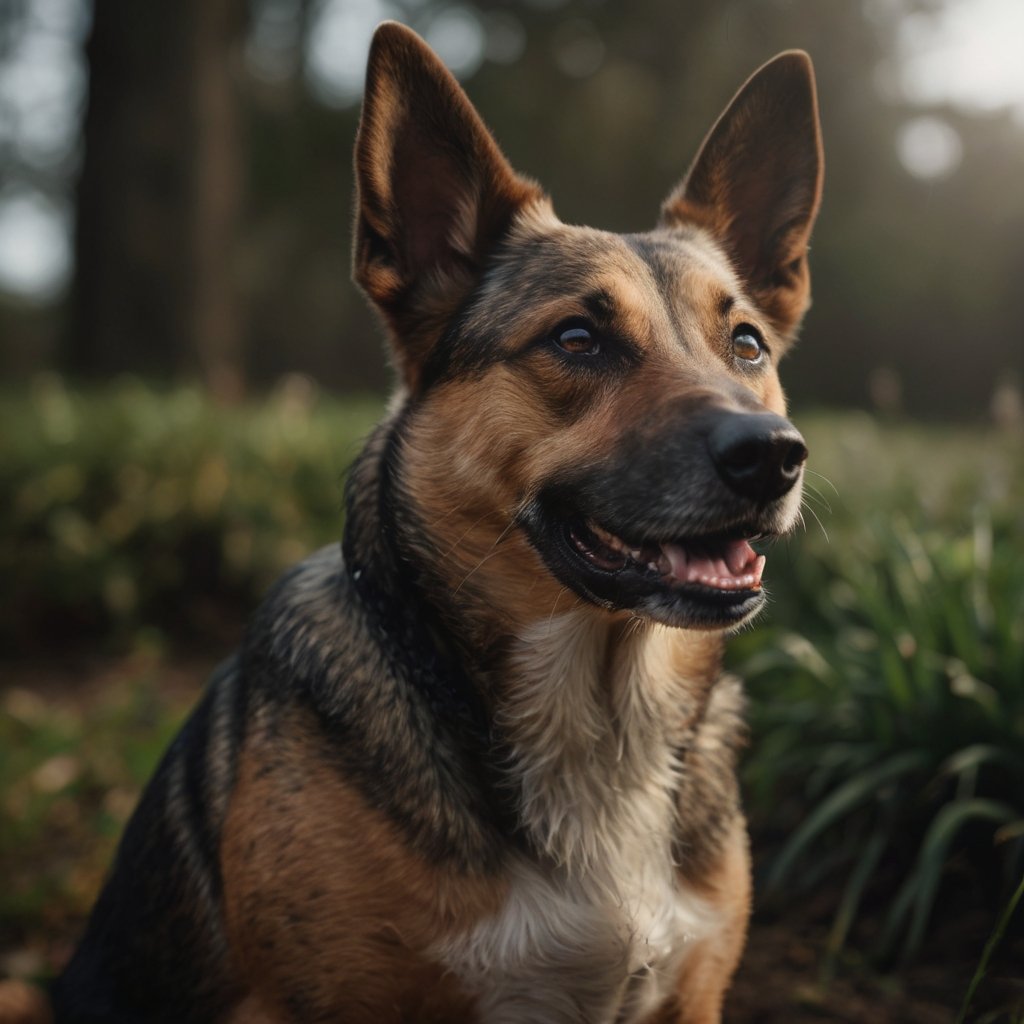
[234,543,511,872]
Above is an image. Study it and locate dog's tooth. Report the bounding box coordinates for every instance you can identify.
[588,519,634,556]
[662,542,689,581]
[752,554,766,587]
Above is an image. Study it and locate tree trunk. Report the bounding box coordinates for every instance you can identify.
[190,0,246,401]
[68,0,246,398]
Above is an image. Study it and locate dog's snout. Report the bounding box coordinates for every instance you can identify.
[708,413,808,502]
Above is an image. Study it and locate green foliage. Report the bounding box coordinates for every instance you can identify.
[0,377,381,652]
[0,659,192,938]
[737,414,1024,966]
[957,871,1024,1023]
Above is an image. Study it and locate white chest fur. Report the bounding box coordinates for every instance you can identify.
[436,613,724,1024]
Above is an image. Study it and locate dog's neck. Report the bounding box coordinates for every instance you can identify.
[341,414,495,744]
[497,609,722,873]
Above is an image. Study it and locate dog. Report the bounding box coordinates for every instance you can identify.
[16,21,823,1024]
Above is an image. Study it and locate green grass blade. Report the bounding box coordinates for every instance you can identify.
[956,871,1024,1024]
[767,750,929,890]
[941,744,1024,780]
[822,825,890,981]
[903,798,1018,957]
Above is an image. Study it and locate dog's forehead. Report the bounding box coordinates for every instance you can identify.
[484,217,743,327]
[624,228,743,301]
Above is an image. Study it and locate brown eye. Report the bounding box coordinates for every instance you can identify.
[732,325,765,364]
[555,326,601,356]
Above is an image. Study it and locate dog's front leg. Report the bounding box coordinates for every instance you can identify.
[644,819,751,1024]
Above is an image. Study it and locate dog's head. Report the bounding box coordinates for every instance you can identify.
[354,23,823,633]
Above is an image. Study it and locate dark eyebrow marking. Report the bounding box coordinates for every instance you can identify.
[719,294,735,317]
[583,289,616,325]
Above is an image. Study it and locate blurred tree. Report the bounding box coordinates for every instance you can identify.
[67,0,248,399]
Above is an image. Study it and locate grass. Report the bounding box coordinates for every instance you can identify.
[957,874,1024,1024]
[0,649,196,975]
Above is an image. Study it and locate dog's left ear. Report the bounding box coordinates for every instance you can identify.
[661,51,823,337]
[354,22,546,390]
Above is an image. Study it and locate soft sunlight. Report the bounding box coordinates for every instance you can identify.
[898,0,1024,121]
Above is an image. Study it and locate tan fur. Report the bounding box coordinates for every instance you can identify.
[220,707,501,1023]
[642,820,751,1024]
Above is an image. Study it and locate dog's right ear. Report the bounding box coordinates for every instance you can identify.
[354,22,546,391]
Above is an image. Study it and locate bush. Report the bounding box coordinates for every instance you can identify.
[0,376,381,653]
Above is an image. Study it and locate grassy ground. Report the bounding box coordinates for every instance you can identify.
[1,384,1022,1019]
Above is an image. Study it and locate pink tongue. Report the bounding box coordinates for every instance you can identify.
[663,538,765,591]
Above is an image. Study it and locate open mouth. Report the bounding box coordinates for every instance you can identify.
[568,517,767,593]
[522,497,778,629]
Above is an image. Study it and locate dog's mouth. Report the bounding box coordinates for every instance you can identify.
[523,497,779,630]
[567,516,767,592]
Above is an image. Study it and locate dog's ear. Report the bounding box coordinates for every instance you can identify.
[661,51,823,337]
[354,22,546,390]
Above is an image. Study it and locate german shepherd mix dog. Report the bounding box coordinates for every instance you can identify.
[27,21,824,1024]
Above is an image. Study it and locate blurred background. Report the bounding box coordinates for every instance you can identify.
[1,0,1023,414]
[1,1,1022,1021]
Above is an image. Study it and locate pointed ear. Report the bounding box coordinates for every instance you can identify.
[354,22,546,390]
[661,51,823,337]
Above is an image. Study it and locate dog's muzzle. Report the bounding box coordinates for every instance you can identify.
[521,406,808,630]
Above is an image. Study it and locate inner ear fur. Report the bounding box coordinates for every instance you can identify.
[661,51,824,337]
[354,21,545,389]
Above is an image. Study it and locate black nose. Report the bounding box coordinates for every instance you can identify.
[708,412,808,502]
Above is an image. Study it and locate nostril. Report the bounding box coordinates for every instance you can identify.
[781,439,809,475]
[721,440,766,479]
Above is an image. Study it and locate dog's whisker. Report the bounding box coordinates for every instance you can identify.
[440,509,494,561]
[805,467,839,497]
[801,488,833,516]
[801,478,834,511]
[546,587,571,633]
[425,498,473,531]
[453,517,520,595]
[801,499,830,543]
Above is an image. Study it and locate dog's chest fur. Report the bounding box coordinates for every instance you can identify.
[437,612,724,1023]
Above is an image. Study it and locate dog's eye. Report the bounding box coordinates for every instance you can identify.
[731,325,765,364]
[554,325,601,356]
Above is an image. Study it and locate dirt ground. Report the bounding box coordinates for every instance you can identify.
[730,918,962,1023]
